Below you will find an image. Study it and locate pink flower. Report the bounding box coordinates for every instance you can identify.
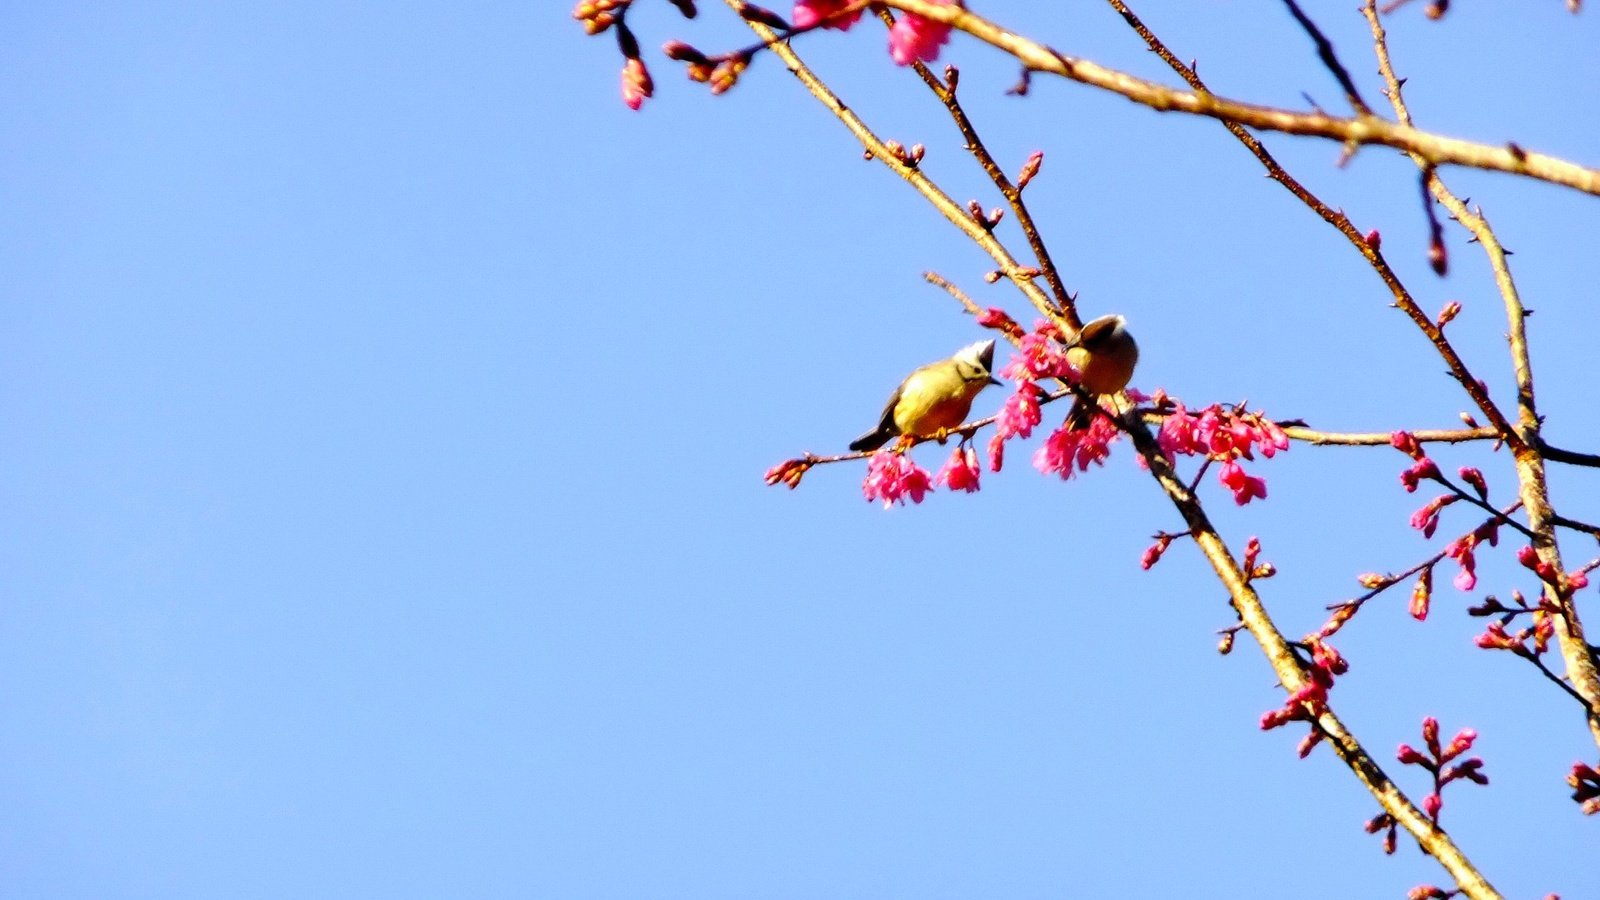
[986,433,1005,473]
[1000,322,1069,382]
[861,451,932,507]
[1255,417,1290,458]
[975,306,1020,337]
[1400,457,1440,492]
[888,0,959,66]
[1033,415,1119,480]
[792,0,862,30]
[1390,430,1422,458]
[1408,495,1456,538]
[1218,460,1267,505]
[1156,404,1202,458]
[935,445,981,493]
[993,384,1042,441]
[1140,536,1172,570]
[1474,622,1521,651]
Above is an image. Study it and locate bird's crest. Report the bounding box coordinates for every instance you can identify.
[954,338,997,374]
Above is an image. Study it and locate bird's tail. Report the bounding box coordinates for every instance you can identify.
[849,428,894,453]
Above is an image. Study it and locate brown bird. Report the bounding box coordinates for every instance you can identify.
[1064,314,1139,428]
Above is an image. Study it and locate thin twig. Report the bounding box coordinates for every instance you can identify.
[1280,0,1372,115]
[1279,425,1496,447]
[889,35,1077,320]
[1539,442,1600,469]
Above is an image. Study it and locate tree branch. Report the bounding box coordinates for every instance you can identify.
[864,0,1600,198]
[1363,0,1600,751]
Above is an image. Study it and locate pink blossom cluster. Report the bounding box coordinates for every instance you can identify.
[1571,761,1600,815]
[1033,414,1119,480]
[861,450,932,507]
[997,320,1070,382]
[887,0,960,66]
[1518,544,1590,593]
[1260,635,1347,753]
[791,0,960,65]
[1362,812,1399,856]
[935,445,982,493]
[1408,494,1457,538]
[985,321,1130,477]
[1474,618,1553,655]
[1396,717,1488,823]
[790,0,862,31]
[1442,519,1500,592]
[1156,403,1288,505]
[1471,589,1557,656]
[857,444,982,506]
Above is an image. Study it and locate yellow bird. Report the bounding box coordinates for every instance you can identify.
[1064,314,1139,427]
[849,339,1003,452]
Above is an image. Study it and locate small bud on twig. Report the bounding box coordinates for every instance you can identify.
[1436,300,1462,327]
[1017,151,1044,191]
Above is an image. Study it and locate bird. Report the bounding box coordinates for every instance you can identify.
[849,339,1003,452]
[1063,314,1139,428]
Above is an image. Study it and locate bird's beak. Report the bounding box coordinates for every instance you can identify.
[988,375,1003,386]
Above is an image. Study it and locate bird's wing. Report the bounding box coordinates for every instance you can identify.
[871,382,904,436]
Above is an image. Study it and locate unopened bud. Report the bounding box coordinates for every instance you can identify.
[1017,151,1044,191]
[1217,631,1235,655]
[1364,229,1382,250]
[1390,430,1423,459]
[1422,716,1440,751]
[1320,603,1357,637]
[736,3,788,29]
[1410,566,1432,621]
[1437,300,1462,327]
[665,41,710,65]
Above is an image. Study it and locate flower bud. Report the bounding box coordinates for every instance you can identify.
[1017,151,1044,190]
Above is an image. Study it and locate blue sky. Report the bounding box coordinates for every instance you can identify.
[3,3,1598,897]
